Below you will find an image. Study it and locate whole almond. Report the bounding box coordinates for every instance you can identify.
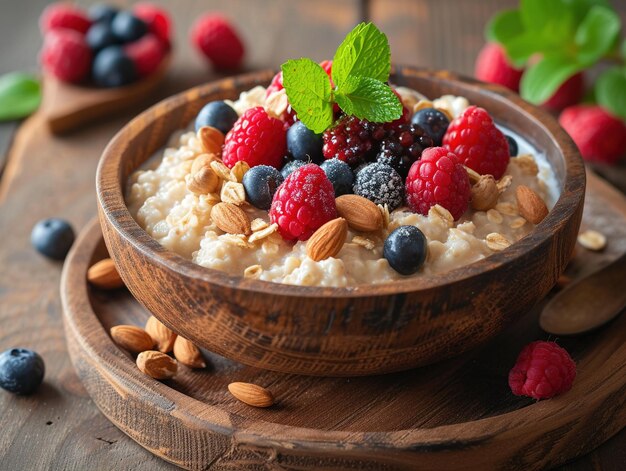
[306,218,348,261]
[471,175,499,211]
[87,258,124,289]
[145,316,177,353]
[137,351,178,380]
[228,382,274,408]
[516,185,548,224]
[173,336,206,369]
[335,195,383,232]
[187,166,219,194]
[110,325,154,353]
[191,153,219,175]
[211,202,252,235]
[197,126,225,155]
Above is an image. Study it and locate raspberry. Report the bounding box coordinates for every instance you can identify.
[323,115,380,166]
[442,106,510,179]
[474,43,524,92]
[405,147,470,220]
[375,123,434,177]
[269,164,337,241]
[40,30,92,83]
[40,3,91,35]
[559,105,626,165]
[509,341,576,400]
[222,107,287,169]
[543,73,584,112]
[190,14,244,70]
[124,33,167,77]
[353,163,404,211]
[133,3,172,45]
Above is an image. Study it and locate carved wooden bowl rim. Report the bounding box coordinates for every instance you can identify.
[96,67,585,298]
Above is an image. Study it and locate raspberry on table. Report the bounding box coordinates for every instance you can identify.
[124,33,167,77]
[442,105,510,179]
[509,341,576,400]
[405,147,470,220]
[222,107,287,169]
[269,164,337,241]
[323,115,380,166]
[40,30,92,83]
[375,123,434,177]
[353,163,404,211]
[40,3,92,35]
[190,14,244,70]
[543,73,584,112]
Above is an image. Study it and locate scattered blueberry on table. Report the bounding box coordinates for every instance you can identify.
[383,226,428,275]
[0,348,45,395]
[31,218,75,260]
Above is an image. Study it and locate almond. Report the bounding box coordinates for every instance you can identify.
[516,185,548,224]
[211,202,252,235]
[191,153,219,175]
[306,218,348,261]
[87,258,124,289]
[110,325,154,353]
[145,316,177,353]
[228,382,274,408]
[187,166,219,194]
[197,126,224,155]
[136,351,178,380]
[173,336,206,369]
[471,175,499,211]
[335,195,383,232]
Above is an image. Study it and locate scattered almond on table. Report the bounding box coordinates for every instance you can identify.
[87,258,124,289]
[228,382,275,408]
[173,336,206,369]
[145,316,177,353]
[137,351,178,380]
[110,325,154,354]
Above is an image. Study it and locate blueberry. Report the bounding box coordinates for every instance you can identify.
[31,218,75,260]
[88,4,119,24]
[505,135,519,157]
[280,160,307,179]
[353,163,404,211]
[86,22,118,52]
[320,158,354,196]
[286,121,323,163]
[195,101,239,134]
[411,108,450,146]
[242,165,284,210]
[0,348,45,395]
[383,226,427,275]
[111,11,147,43]
[92,46,137,87]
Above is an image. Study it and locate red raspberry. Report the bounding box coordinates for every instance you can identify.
[133,3,172,45]
[40,3,91,35]
[474,43,524,92]
[509,341,576,400]
[442,106,510,179]
[222,107,287,169]
[559,104,626,165]
[190,14,244,70]
[124,34,167,77]
[40,30,91,83]
[269,164,337,241]
[543,73,584,112]
[405,147,470,220]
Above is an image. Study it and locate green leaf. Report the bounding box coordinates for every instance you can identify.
[332,22,390,88]
[334,77,402,122]
[595,67,626,120]
[0,72,41,121]
[565,0,611,24]
[486,9,524,44]
[282,58,333,134]
[520,0,574,39]
[520,56,582,104]
[575,6,621,65]
[504,33,547,66]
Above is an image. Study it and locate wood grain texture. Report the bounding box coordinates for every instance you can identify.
[97,68,585,376]
[63,168,626,469]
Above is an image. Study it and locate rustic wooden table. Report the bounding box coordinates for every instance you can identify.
[0,1,624,469]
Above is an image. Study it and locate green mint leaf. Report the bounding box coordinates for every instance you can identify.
[332,22,390,88]
[504,33,546,66]
[520,56,582,104]
[486,9,524,45]
[334,77,402,122]
[595,67,626,120]
[282,58,333,134]
[520,0,575,41]
[575,6,621,66]
[566,0,611,24]
[0,72,41,121]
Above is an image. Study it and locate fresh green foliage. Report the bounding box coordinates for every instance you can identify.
[486,0,623,111]
[596,67,626,120]
[0,72,41,121]
[281,22,401,133]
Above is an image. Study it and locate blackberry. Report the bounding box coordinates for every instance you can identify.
[322,115,380,166]
[411,108,450,145]
[353,163,404,211]
[375,123,434,178]
[320,158,354,196]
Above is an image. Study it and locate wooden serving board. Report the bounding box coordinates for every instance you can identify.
[61,172,626,471]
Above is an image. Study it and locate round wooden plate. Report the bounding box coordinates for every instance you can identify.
[61,172,626,471]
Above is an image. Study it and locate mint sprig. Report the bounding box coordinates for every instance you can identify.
[0,72,41,122]
[281,22,402,134]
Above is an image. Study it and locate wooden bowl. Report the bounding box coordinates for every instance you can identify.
[96,67,585,377]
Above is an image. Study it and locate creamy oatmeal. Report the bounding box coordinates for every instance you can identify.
[127,86,558,287]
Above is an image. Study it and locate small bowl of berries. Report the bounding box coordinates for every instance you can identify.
[97,24,585,376]
[38,2,172,133]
